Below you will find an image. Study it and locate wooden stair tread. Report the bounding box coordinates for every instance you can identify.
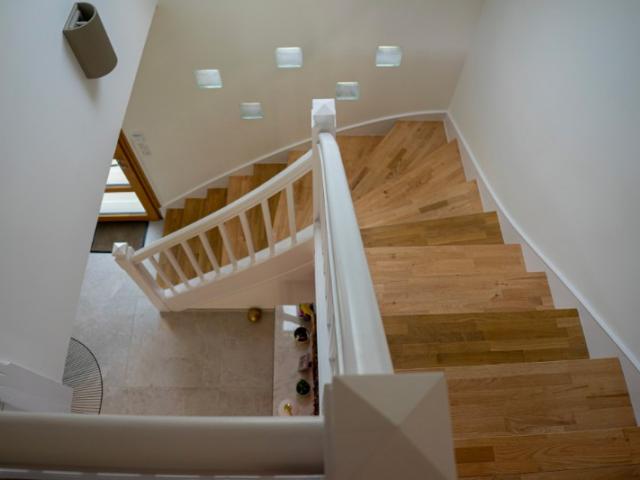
[354,140,470,226]
[386,309,588,369]
[336,135,384,191]
[455,426,640,477]
[429,358,635,439]
[464,464,640,479]
[162,208,184,236]
[366,244,527,278]
[349,121,448,200]
[273,151,313,242]
[357,179,483,229]
[360,212,504,247]
[373,271,554,315]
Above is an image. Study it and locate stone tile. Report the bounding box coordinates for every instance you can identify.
[217,388,274,416]
[124,304,210,388]
[182,388,221,416]
[72,254,275,416]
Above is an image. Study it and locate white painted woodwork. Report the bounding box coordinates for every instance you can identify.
[0,412,324,474]
[0,363,73,413]
[180,240,204,280]
[198,232,221,275]
[238,211,256,262]
[285,183,298,244]
[113,150,313,311]
[312,99,393,376]
[325,374,457,480]
[261,199,275,255]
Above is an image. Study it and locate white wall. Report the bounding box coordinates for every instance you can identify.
[123,0,484,205]
[449,1,640,370]
[0,0,157,382]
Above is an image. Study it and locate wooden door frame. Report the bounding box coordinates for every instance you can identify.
[99,131,162,222]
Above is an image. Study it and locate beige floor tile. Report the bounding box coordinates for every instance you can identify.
[72,254,275,416]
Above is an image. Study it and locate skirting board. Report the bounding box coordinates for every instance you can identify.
[162,110,446,211]
[444,112,640,419]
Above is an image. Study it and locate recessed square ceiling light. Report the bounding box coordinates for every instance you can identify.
[336,82,360,101]
[376,46,402,67]
[194,69,222,88]
[275,47,303,69]
[240,102,264,120]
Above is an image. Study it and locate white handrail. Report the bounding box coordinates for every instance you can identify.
[312,99,393,376]
[113,150,314,310]
[133,150,312,261]
[0,412,324,474]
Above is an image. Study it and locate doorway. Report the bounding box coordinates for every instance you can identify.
[99,131,161,222]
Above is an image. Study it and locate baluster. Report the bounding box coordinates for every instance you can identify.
[218,223,237,269]
[261,199,275,255]
[198,232,221,275]
[164,248,190,287]
[285,183,297,245]
[238,211,256,262]
[147,255,178,295]
[180,240,205,282]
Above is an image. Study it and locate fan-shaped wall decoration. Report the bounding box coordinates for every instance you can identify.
[63,338,103,414]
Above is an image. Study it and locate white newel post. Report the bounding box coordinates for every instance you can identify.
[112,242,169,311]
[324,373,458,480]
[311,98,337,223]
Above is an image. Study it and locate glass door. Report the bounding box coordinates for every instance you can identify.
[99,131,161,221]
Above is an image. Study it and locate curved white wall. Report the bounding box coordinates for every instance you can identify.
[123,0,484,204]
[449,1,640,363]
[0,0,157,382]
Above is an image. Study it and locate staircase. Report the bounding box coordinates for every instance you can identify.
[158,163,289,285]
[338,120,640,478]
[112,111,639,477]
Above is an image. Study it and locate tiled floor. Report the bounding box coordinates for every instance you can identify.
[71,252,274,416]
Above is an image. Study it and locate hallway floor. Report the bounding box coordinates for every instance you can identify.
[72,251,274,416]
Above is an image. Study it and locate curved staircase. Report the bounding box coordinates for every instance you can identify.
[156,119,639,478]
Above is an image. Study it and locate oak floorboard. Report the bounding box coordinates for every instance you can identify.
[386,309,589,369]
[360,212,504,248]
[349,121,448,199]
[455,427,640,477]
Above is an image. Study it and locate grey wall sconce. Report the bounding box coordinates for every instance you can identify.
[63,3,117,79]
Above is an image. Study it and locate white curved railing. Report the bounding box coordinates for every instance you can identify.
[113,151,313,311]
[312,101,393,378]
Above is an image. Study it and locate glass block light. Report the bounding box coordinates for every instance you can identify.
[275,47,303,69]
[376,46,402,67]
[336,82,360,101]
[240,102,264,120]
[194,69,222,88]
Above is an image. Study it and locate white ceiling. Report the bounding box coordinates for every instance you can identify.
[123,0,485,204]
